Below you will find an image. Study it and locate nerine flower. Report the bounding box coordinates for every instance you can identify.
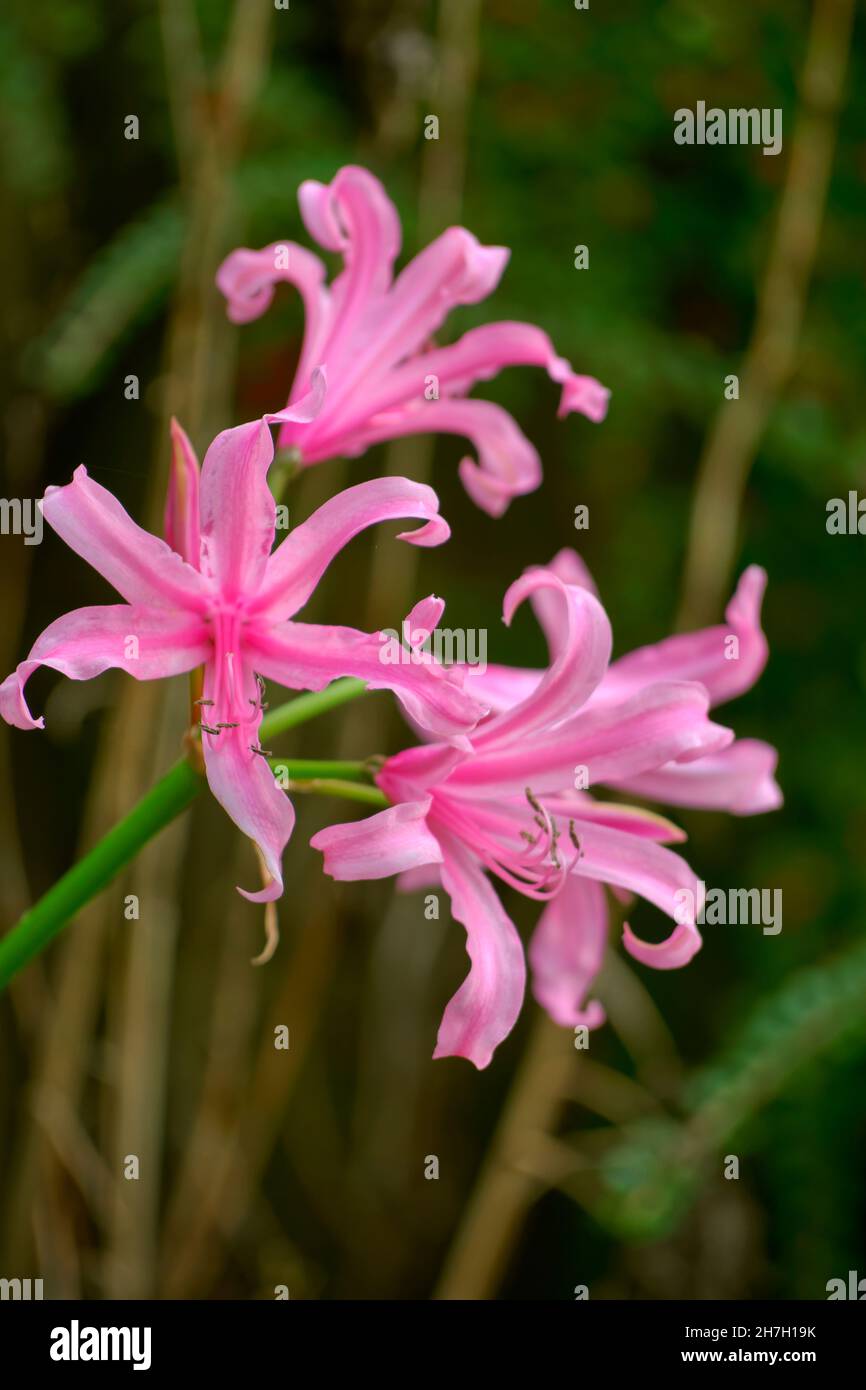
[312,551,781,1068]
[217,164,609,517]
[0,385,487,903]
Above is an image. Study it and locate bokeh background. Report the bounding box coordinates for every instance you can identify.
[1,0,865,1301]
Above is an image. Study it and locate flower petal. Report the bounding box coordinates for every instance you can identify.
[247,619,486,740]
[312,799,443,880]
[198,420,277,598]
[433,829,526,1069]
[251,476,450,622]
[315,229,510,429]
[377,741,469,804]
[41,467,208,610]
[404,595,446,650]
[0,605,210,730]
[298,165,401,368]
[611,738,783,815]
[529,874,608,1030]
[478,569,612,747]
[545,795,687,843]
[216,241,332,401]
[396,863,443,894]
[164,418,201,568]
[448,681,733,796]
[600,567,769,709]
[321,396,543,518]
[202,728,294,905]
[348,321,608,428]
[198,384,325,600]
[530,547,600,643]
[216,239,328,325]
[565,820,703,971]
[462,662,542,715]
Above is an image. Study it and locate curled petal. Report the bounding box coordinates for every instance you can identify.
[529,874,608,1030]
[41,467,208,611]
[216,240,328,329]
[564,821,703,972]
[312,800,443,880]
[458,551,602,713]
[531,547,600,646]
[325,397,542,518]
[371,322,608,425]
[299,165,401,363]
[299,164,402,269]
[478,570,612,747]
[433,830,526,1070]
[0,605,210,730]
[252,476,450,622]
[600,566,769,709]
[554,368,611,422]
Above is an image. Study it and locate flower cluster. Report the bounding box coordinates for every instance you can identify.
[2,165,779,1065]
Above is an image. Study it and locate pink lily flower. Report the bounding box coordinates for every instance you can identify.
[0,387,487,903]
[216,164,609,517]
[312,553,781,1068]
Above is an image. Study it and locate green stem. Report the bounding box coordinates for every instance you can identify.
[0,760,201,991]
[0,680,371,992]
[269,758,370,780]
[260,677,366,740]
[288,779,388,808]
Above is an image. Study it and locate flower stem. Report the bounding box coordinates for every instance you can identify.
[286,778,388,808]
[269,758,370,781]
[0,680,371,992]
[0,760,201,992]
[260,677,366,740]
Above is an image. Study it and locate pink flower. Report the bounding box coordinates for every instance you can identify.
[217,165,609,517]
[312,552,781,1068]
[0,384,487,903]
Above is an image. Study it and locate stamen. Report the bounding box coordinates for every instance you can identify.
[568,820,583,858]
